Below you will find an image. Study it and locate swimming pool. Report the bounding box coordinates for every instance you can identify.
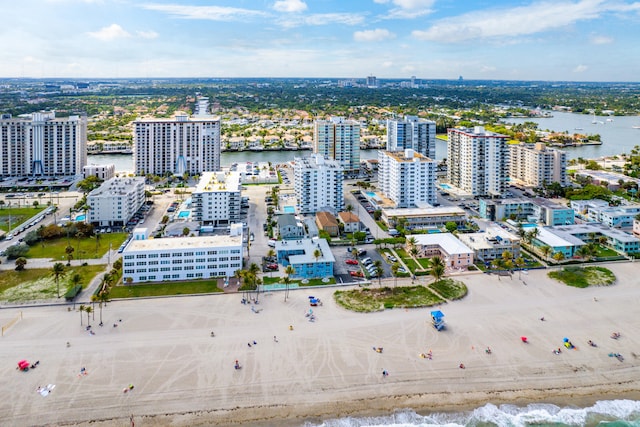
[177,210,191,218]
[75,215,86,222]
[366,191,377,198]
[440,183,452,189]
[283,206,295,213]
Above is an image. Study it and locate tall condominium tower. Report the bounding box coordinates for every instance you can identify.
[447,126,509,197]
[378,149,437,208]
[293,154,344,214]
[509,142,568,187]
[313,117,360,174]
[134,113,220,176]
[0,111,86,177]
[386,115,436,158]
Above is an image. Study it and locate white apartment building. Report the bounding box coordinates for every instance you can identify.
[314,117,360,173]
[134,113,220,176]
[378,149,437,208]
[294,154,344,214]
[447,126,509,197]
[87,177,145,227]
[83,163,115,181]
[509,143,568,187]
[192,171,242,227]
[386,116,436,158]
[122,234,243,284]
[0,111,86,177]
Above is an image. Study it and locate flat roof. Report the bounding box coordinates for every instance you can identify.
[125,235,243,252]
[457,226,520,250]
[554,223,639,243]
[537,227,583,247]
[383,206,466,217]
[194,171,241,193]
[408,233,473,255]
[275,238,336,264]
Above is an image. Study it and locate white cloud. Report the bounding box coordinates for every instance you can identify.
[574,64,588,72]
[273,0,307,13]
[590,34,613,44]
[143,4,268,21]
[412,0,608,43]
[377,0,435,18]
[393,0,435,9]
[382,61,393,68]
[373,0,389,3]
[87,24,131,41]
[353,28,396,42]
[401,65,416,73]
[137,30,159,40]
[279,13,366,28]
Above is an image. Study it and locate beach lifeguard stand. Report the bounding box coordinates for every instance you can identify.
[431,310,445,331]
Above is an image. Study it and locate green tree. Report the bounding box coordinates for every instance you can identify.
[52,262,66,298]
[540,245,552,260]
[445,221,458,233]
[284,265,295,302]
[373,260,383,287]
[65,245,75,266]
[552,251,565,262]
[390,263,399,288]
[14,257,27,271]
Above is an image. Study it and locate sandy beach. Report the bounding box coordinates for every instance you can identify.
[1,262,640,426]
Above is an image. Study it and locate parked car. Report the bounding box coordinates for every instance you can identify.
[357,249,367,256]
[345,259,359,265]
[361,257,373,266]
[349,270,364,277]
[266,263,278,270]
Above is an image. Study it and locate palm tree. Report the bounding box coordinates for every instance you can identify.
[65,245,75,266]
[514,256,525,279]
[390,263,399,288]
[79,304,85,326]
[52,262,66,298]
[351,247,358,260]
[407,236,417,249]
[313,248,322,263]
[284,265,295,302]
[540,245,552,260]
[373,260,383,287]
[92,291,109,326]
[345,204,353,213]
[410,246,419,260]
[431,263,445,283]
[85,305,93,325]
[552,252,565,262]
[14,257,27,271]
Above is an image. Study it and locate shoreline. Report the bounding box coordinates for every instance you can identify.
[2,262,639,426]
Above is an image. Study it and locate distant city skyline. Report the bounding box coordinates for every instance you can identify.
[2,0,640,81]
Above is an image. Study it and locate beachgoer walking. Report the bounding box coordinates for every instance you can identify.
[273,336,278,342]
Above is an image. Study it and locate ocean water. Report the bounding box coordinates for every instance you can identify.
[304,400,640,427]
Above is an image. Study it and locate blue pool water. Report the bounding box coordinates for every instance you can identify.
[177,210,191,218]
[75,215,86,222]
[440,183,452,189]
[522,223,537,229]
[283,206,295,213]
[366,191,377,198]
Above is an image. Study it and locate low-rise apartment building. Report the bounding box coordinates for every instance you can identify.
[457,225,521,262]
[192,171,242,227]
[122,234,243,284]
[87,177,145,227]
[275,238,335,279]
[407,233,474,268]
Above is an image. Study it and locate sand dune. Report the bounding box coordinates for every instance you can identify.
[1,262,639,426]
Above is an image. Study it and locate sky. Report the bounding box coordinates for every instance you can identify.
[2,0,640,81]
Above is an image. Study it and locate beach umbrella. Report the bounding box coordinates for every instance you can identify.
[563,337,569,342]
[521,336,528,342]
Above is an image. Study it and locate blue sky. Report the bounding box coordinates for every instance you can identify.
[2,0,640,81]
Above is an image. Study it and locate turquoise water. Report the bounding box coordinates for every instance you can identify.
[366,191,377,198]
[177,210,190,218]
[522,223,537,229]
[283,206,295,213]
[305,400,640,426]
[75,215,85,221]
[440,183,452,189]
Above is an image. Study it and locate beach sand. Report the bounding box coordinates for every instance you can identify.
[1,262,639,426]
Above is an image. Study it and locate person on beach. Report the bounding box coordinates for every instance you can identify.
[459,363,465,369]
[274,336,278,342]
[382,370,388,377]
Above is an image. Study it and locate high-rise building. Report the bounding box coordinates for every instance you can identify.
[447,126,509,197]
[509,142,568,187]
[293,154,344,214]
[313,117,360,173]
[386,115,436,158]
[134,113,220,176]
[366,75,378,88]
[192,171,242,227]
[378,149,437,208]
[0,111,86,177]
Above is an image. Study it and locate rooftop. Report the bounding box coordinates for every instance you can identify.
[125,234,243,252]
[408,233,474,256]
[275,238,336,264]
[194,170,241,193]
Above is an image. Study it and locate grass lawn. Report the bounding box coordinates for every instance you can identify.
[0,207,46,232]
[334,285,444,313]
[260,276,336,287]
[24,233,128,261]
[595,245,619,257]
[548,266,616,288]
[0,264,105,302]
[109,280,223,298]
[376,221,388,231]
[429,278,468,300]
[417,258,431,269]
